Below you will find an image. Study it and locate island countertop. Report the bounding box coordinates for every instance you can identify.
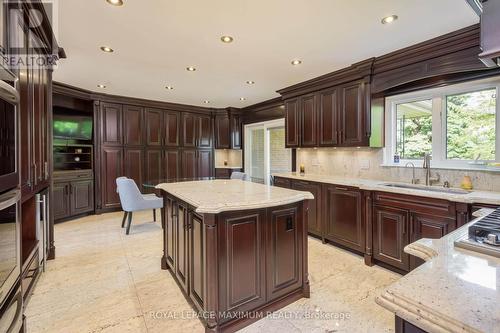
[156,179,314,214]
[376,219,500,333]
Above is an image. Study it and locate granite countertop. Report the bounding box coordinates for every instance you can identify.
[215,166,242,169]
[156,179,314,214]
[273,172,500,205]
[376,219,500,333]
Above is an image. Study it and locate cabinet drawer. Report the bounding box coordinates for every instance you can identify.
[53,170,93,182]
[373,191,455,218]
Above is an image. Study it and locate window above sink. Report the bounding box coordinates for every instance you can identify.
[384,77,500,171]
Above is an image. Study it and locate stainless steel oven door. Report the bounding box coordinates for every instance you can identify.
[0,189,20,306]
[0,68,19,194]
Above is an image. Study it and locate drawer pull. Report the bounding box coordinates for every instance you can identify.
[336,187,349,191]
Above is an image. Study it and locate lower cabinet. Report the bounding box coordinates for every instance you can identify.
[372,192,457,272]
[291,180,322,237]
[273,176,291,189]
[189,213,205,310]
[372,205,410,271]
[175,203,190,293]
[266,205,303,301]
[53,173,94,221]
[215,168,242,179]
[323,184,364,252]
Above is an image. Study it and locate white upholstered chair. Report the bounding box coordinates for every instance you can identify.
[230,171,250,181]
[116,177,163,234]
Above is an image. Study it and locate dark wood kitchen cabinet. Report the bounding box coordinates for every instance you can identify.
[145,108,163,146]
[197,114,213,148]
[291,180,322,237]
[175,202,190,293]
[215,109,242,149]
[266,205,303,302]
[123,105,144,146]
[164,196,176,268]
[319,88,339,146]
[100,147,124,209]
[411,213,455,241]
[182,113,197,148]
[53,182,70,220]
[339,81,368,146]
[197,150,213,178]
[273,176,291,188]
[163,150,180,181]
[145,108,180,147]
[183,113,212,148]
[100,102,123,146]
[145,149,162,184]
[300,94,319,147]
[215,113,230,149]
[162,193,309,332]
[164,111,181,146]
[284,81,370,148]
[189,212,205,310]
[285,98,300,148]
[180,149,213,180]
[53,171,95,221]
[124,148,144,186]
[323,184,364,252]
[372,205,410,271]
[181,149,197,180]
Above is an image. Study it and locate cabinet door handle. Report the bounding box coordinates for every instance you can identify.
[402,218,407,235]
[69,184,73,195]
[409,214,414,237]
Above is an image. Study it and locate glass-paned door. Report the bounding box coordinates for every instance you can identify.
[244,119,291,184]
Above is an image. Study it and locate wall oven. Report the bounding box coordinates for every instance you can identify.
[0,188,20,308]
[0,65,18,194]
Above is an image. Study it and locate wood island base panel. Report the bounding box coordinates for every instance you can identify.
[157,180,312,332]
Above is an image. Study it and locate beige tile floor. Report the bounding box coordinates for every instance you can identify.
[25,211,400,333]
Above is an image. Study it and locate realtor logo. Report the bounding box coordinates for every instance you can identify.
[3,0,59,69]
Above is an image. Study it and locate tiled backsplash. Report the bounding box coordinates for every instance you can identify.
[296,148,500,192]
[214,149,243,168]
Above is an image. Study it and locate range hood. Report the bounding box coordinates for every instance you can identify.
[469,0,500,67]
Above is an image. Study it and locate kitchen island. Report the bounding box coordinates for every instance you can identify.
[156,179,314,332]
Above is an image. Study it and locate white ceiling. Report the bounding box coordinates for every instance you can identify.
[53,0,479,108]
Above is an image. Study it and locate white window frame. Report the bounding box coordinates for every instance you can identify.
[384,77,500,169]
[244,118,288,184]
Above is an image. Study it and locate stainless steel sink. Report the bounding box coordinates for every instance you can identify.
[381,183,470,195]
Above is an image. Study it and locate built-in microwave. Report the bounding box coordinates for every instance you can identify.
[0,63,18,194]
[0,188,20,308]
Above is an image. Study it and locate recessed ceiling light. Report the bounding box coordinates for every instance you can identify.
[220,35,234,43]
[291,59,302,66]
[381,15,398,24]
[240,97,246,101]
[100,46,114,53]
[97,84,106,89]
[246,80,255,85]
[203,100,210,104]
[106,0,123,6]
[186,66,196,72]
[165,85,174,90]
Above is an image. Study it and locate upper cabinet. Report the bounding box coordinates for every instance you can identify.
[285,98,300,148]
[339,81,369,147]
[145,108,180,147]
[215,109,242,149]
[164,111,180,147]
[100,102,123,146]
[283,80,370,148]
[279,59,374,148]
[123,105,144,146]
[183,112,213,149]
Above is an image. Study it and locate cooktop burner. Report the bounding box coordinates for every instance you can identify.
[455,208,500,258]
